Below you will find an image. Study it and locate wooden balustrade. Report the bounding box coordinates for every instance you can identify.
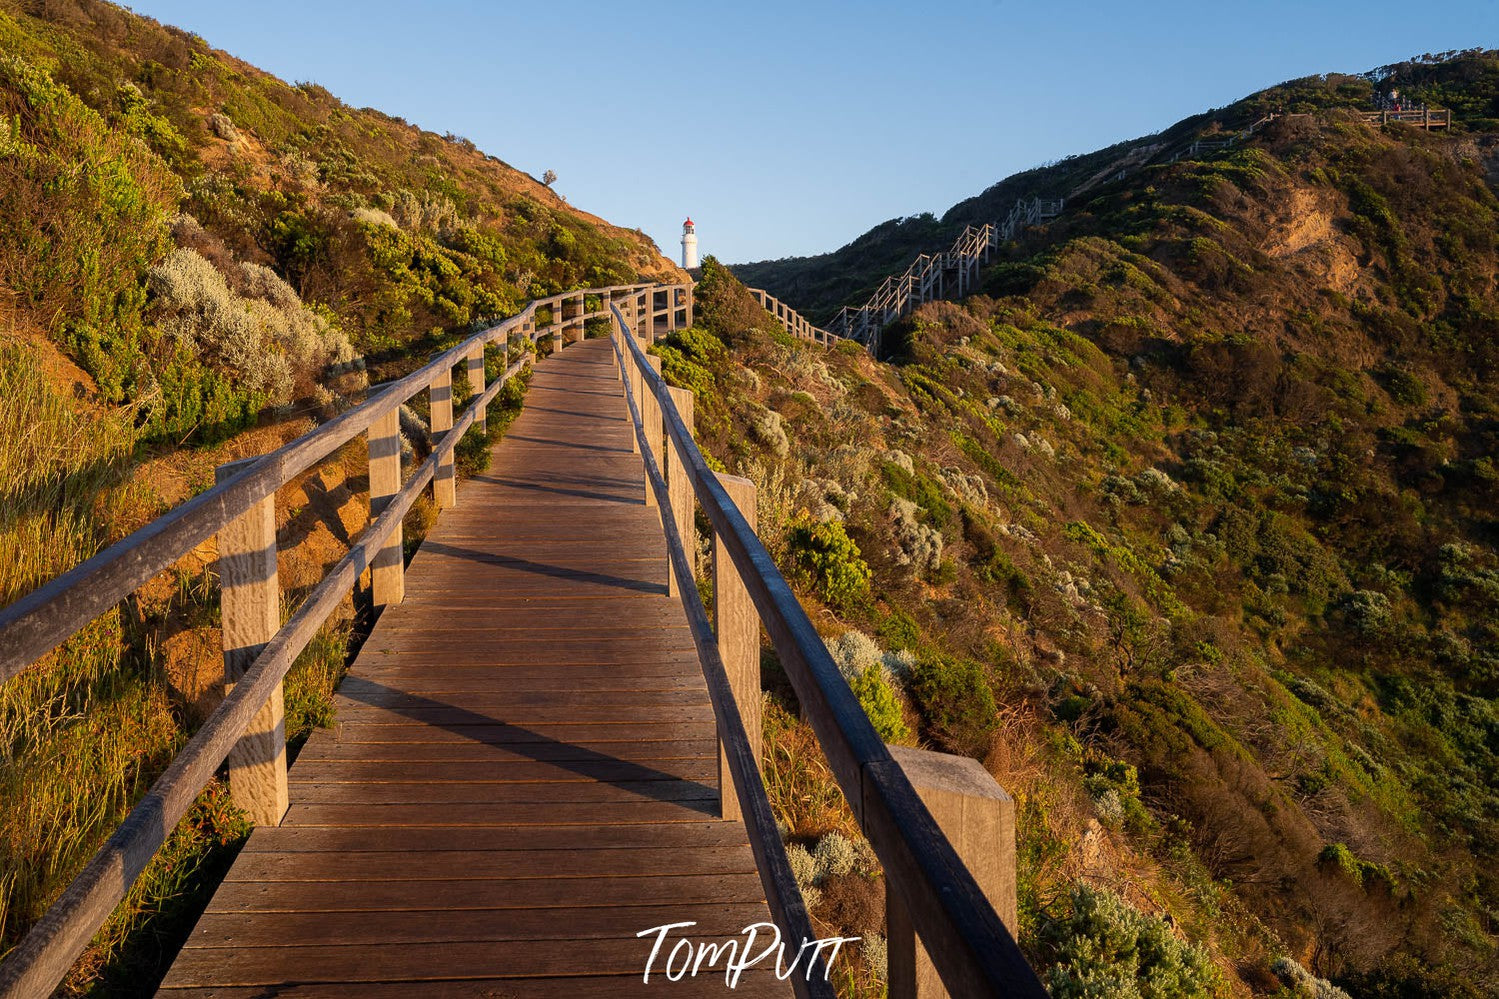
[609,304,1046,999]
[213,458,288,827]
[0,280,688,998]
[605,307,832,999]
[2,274,1039,996]
[747,287,839,346]
[829,196,1062,351]
[886,746,1018,998]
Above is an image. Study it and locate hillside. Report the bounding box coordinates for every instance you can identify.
[730,49,1499,328]
[666,55,1499,999]
[6,8,1499,994]
[0,0,679,991]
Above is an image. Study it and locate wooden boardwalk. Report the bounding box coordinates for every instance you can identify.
[158,339,791,996]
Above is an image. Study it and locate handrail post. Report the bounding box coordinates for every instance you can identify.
[713,473,759,823]
[551,298,564,356]
[467,344,486,436]
[885,745,1017,998]
[622,327,640,454]
[369,406,404,607]
[214,461,289,826]
[603,290,614,348]
[431,363,455,509]
[642,355,663,510]
[664,386,694,597]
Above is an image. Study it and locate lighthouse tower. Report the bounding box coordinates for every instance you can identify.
[680,218,699,270]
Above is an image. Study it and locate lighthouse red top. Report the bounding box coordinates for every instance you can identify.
[683,218,694,229]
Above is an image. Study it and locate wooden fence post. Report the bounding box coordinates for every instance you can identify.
[642,355,663,510]
[665,386,694,598]
[603,291,614,360]
[885,745,1017,999]
[369,406,404,608]
[713,473,758,823]
[431,364,455,509]
[551,298,564,355]
[467,344,486,437]
[624,336,640,454]
[215,462,289,826]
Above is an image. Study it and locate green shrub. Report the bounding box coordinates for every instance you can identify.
[786,515,871,611]
[909,655,998,757]
[877,608,920,650]
[1317,842,1395,890]
[1083,755,1152,832]
[652,326,725,398]
[692,256,785,342]
[1038,884,1224,999]
[847,664,910,742]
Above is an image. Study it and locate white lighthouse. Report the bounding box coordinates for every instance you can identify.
[680,217,699,270]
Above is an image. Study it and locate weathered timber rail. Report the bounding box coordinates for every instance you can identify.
[0,276,1044,997]
[748,289,839,346]
[0,280,685,995]
[610,304,1044,997]
[829,196,1063,352]
[1359,107,1450,128]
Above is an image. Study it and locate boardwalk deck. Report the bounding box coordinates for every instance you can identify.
[158,339,791,996]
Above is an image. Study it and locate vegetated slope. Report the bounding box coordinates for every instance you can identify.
[662,62,1499,997]
[0,0,677,992]
[730,49,1499,327]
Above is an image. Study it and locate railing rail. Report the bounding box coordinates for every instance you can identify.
[747,288,840,346]
[830,196,1062,353]
[610,304,1047,997]
[0,279,692,997]
[605,300,834,998]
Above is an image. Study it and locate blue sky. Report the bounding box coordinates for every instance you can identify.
[128,1,1497,265]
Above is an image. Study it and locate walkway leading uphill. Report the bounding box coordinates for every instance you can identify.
[156,339,787,996]
[0,283,1046,999]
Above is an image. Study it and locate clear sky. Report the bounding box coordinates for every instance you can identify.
[127,0,1497,265]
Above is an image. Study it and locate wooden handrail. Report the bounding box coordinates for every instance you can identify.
[0,283,679,681]
[605,310,834,998]
[0,281,690,997]
[830,196,1062,351]
[746,288,840,347]
[0,344,525,995]
[611,308,1048,997]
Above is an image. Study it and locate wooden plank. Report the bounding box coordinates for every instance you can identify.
[350,646,696,663]
[286,780,717,806]
[160,971,792,997]
[226,846,755,882]
[239,821,750,855]
[165,937,756,985]
[286,759,716,783]
[200,872,768,912]
[327,704,713,726]
[329,686,711,709]
[184,903,778,948]
[331,674,707,693]
[281,800,720,827]
[293,739,719,766]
